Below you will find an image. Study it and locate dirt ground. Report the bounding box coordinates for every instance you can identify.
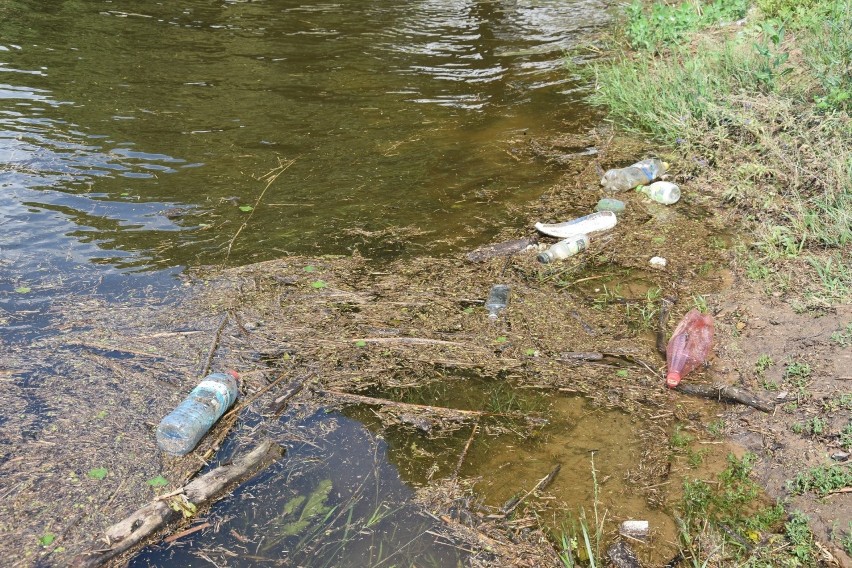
[713,289,852,565]
[1,128,849,567]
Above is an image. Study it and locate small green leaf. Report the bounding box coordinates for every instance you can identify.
[616,369,629,378]
[495,336,508,343]
[525,348,537,356]
[95,410,108,420]
[303,265,316,272]
[311,280,327,289]
[14,287,31,294]
[355,340,367,348]
[87,467,108,480]
[39,533,56,547]
[147,475,169,488]
[239,205,254,212]
[463,307,474,314]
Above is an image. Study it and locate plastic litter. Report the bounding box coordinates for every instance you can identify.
[600,158,667,192]
[594,198,626,215]
[619,520,650,540]
[637,181,681,205]
[649,256,667,268]
[156,371,240,456]
[534,211,616,239]
[537,234,589,264]
[485,284,510,320]
[666,309,714,388]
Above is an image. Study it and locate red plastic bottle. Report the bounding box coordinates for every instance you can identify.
[666,309,714,388]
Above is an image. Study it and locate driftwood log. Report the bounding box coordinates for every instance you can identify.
[72,440,285,568]
[674,383,775,413]
[465,237,536,263]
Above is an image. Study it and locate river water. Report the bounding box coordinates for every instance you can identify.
[2,1,619,565]
[1,0,609,342]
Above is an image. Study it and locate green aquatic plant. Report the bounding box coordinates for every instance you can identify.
[271,479,334,538]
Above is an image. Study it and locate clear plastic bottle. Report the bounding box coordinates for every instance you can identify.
[600,158,667,193]
[537,234,589,264]
[485,284,510,320]
[534,211,616,239]
[156,371,240,455]
[637,181,681,205]
[666,309,714,388]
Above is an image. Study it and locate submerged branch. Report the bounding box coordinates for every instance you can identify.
[72,440,285,568]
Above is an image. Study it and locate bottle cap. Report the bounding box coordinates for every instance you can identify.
[666,372,681,388]
[536,252,551,264]
[227,369,240,381]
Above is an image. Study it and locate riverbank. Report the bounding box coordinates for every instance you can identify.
[588,0,851,564]
[3,1,849,567]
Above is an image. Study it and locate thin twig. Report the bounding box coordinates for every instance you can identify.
[199,312,229,379]
[452,422,479,480]
[319,389,485,419]
[164,522,212,544]
[223,157,298,264]
[495,464,562,518]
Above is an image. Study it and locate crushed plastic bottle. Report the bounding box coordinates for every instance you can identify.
[666,309,714,388]
[537,234,589,264]
[156,371,240,455]
[485,284,510,320]
[534,211,616,239]
[637,181,681,205]
[595,198,626,215]
[600,158,667,193]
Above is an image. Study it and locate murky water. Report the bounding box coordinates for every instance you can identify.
[1,0,610,345]
[1,1,716,565]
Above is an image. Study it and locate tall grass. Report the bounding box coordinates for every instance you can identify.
[591,0,852,304]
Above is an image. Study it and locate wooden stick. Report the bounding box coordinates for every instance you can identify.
[72,440,284,568]
[656,296,676,358]
[65,342,164,359]
[350,337,471,348]
[319,389,485,419]
[163,522,211,544]
[452,422,479,480]
[674,383,775,413]
[497,464,561,517]
[198,312,229,379]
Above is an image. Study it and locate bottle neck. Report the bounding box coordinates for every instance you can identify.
[666,372,682,388]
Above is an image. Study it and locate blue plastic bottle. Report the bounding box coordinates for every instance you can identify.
[156,371,239,456]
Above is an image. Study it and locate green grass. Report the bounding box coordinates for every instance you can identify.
[675,453,837,565]
[755,353,774,376]
[830,323,852,346]
[624,0,749,52]
[590,0,852,305]
[556,456,606,568]
[840,422,852,450]
[789,464,852,496]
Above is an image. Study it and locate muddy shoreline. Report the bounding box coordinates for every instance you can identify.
[0,129,724,566]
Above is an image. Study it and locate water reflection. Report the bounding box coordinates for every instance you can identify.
[1,0,610,286]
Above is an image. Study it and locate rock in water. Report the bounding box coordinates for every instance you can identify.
[608,540,641,568]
